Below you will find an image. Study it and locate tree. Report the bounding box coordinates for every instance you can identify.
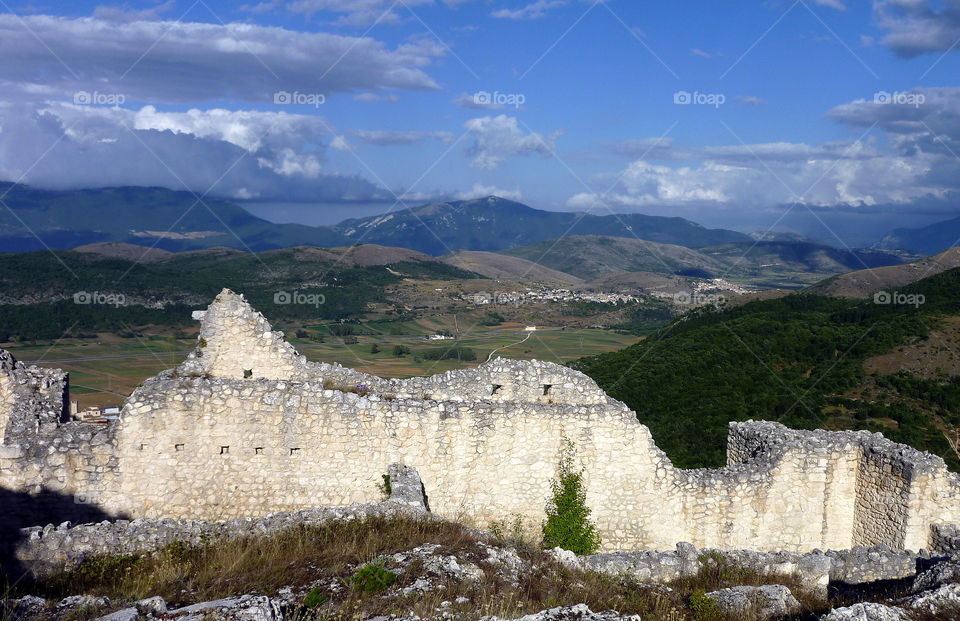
[369,343,380,354]
[542,444,600,554]
[392,345,411,357]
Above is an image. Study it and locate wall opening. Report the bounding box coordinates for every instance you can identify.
[542,384,553,396]
[289,448,300,457]
[254,447,264,455]
[174,444,184,452]
[491,384,502,396]
[220,446,230,455]
[243,369,253,379]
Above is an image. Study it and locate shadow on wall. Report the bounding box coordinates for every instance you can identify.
[0,486,123,589]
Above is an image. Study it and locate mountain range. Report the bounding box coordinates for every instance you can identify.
[0,185,748,254]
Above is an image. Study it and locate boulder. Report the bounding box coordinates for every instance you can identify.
[901,582,960,613]
[819,602,909,620]
[704,584,800,620]
[911,559,960,593]
[505,603,641,620]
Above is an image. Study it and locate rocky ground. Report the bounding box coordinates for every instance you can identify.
[4,514,960,621]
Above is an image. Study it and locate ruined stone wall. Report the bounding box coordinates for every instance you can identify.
[4,289,960,554]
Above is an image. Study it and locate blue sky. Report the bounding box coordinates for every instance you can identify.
[1,0,959,242]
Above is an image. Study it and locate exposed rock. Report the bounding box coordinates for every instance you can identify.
[498,604,641,621]
[911,558,960,593]
[94,608,139,621]
[900,582,960,613]
[704,584,800,620]
[819,603,909,620]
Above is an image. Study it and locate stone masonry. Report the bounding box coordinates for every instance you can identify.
[2,289,960,554]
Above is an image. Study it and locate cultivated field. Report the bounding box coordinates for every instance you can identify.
[7,326,638,410]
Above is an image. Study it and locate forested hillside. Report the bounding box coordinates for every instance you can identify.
[573,268,960,470]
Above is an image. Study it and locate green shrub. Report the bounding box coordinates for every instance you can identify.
[689,590,722,621]
[350,560,397,593]
[302,586,326,608]
[378,473,392,498]
[541,444,600,554]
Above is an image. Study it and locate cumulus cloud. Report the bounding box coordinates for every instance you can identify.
[463,115,560,169]
[873,0,960,57]
[353,129,455,145]
[0,102,387,202]
[0,14,443,105]
[583,89,960,210]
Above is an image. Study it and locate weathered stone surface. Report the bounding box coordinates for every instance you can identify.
[911,558,960,593]
[16,465,428,576]
[495,604,641,621]
[4,288,960,560]
[819,603,909,621]
[705,585,800,620]
[901,582,960,613]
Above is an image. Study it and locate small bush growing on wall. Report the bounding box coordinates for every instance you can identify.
[378,473,392,499]
[350,560,397,593]
[542,443,600,555]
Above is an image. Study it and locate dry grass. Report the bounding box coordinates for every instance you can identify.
[8,515,958,620]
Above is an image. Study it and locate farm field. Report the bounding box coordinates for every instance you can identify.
[7,326,638,410]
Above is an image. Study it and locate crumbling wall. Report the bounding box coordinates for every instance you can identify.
[5,290,960,554]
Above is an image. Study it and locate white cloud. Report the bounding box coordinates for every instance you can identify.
[0,102,387,202]
[583,89,960,210]
[690,48,711,58]
[354,129,455,145]
[735,95,766,106]
[491,0,569,20]
[873,0,960,57]
[0,14,444,105]
[454,183,522,201]
[463,115,560,169]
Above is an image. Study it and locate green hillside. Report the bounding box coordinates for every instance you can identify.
[0,248,479,340]
[573,268,960,470]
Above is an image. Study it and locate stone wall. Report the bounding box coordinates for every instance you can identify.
[3,289,960,555]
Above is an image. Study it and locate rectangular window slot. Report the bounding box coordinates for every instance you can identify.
[175,444,184,452]
[243,369,253,379]
[139,443,148,451]
[254,447,264,455]
[542,384,553,396]
[289,448,300,457]
[491,384,502,395]
[220,446,230,455]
